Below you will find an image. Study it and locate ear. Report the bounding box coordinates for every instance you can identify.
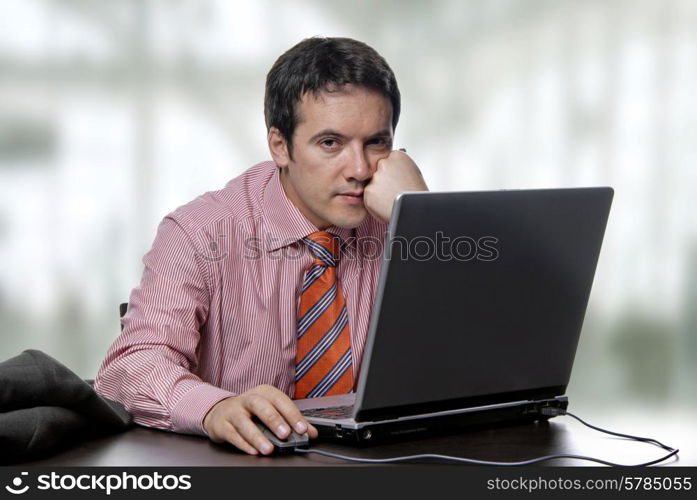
[268,127,290,168]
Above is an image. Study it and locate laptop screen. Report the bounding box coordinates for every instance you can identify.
[354,188,613,420]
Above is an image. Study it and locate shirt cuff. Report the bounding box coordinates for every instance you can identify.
[170,381,236,436]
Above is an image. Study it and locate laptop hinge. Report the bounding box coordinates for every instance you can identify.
[355,386,567,422]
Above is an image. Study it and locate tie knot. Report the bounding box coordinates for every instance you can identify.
[303,231,341,267]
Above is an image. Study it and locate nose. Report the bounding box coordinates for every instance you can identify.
[345,144,372,183]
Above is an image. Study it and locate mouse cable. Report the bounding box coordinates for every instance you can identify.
[294,409,679,466]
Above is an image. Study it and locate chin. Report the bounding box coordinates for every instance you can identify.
[329,210,368,229]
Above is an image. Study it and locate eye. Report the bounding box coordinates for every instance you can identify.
[319,137,340,150]
[367,137,391,149]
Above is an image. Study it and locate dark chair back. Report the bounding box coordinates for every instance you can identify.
[119,303,128,331]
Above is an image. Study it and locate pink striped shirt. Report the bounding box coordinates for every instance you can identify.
[94,161,387,436]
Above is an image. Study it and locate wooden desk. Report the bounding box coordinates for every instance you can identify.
[18,408,694,467]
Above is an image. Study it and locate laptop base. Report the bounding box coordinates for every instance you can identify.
[312,397,568,445]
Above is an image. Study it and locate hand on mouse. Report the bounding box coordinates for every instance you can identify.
[202,384,318,455]
[363,149,428,223]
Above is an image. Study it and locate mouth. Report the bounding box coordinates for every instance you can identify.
[336,191,364,205]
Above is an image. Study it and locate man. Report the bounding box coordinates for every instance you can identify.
[95,37,427,456]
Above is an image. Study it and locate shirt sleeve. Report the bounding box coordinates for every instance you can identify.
[94,215,235,436]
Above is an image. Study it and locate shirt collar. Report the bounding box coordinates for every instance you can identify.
[262,166,354,253]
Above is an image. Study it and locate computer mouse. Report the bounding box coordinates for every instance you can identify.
[255,421,309,454]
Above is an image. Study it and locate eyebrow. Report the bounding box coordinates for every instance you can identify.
[307,129,393,143]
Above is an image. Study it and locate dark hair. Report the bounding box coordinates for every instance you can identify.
[264,37,400,154]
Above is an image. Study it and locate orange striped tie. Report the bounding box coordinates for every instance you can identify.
[294,231,353,398]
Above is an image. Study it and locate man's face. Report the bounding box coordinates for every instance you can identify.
[270,85,393,229]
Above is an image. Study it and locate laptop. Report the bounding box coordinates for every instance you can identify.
[296,187,614,444]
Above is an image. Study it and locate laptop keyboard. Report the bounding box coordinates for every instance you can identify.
[301,405,354,419]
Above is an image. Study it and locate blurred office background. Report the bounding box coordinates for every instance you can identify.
[0,0,695,419]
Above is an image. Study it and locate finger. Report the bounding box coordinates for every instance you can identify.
[235,415,275,455]
[246,394,292,438]
[223,425,260,455]
[267,392,311,435]
[307,422,319,439]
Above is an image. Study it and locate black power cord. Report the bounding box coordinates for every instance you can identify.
[294,408,679,466]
